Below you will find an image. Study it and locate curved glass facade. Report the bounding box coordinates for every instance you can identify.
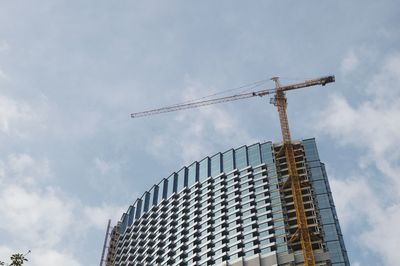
[107,139,349,266]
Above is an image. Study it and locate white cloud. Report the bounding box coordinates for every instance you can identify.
[0,153,124,265]
[340,49,359,73]
[0,96,29,133]
[4,153,50,185]
[0,95,41,137]
[83,204,125,230]
[359,204,400,265]
[94,157,120,176]
[319,53,400,185]
[340,46,379,76]
[0,185,73,247]
[330,176,400,265]
[316,51,400,265]
[366,53,400,102]
[329,177,376,231]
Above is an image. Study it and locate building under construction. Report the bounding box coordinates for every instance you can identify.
[101,76,349,265]
[103,139,348,266]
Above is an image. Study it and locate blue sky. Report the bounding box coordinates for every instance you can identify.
[0,1,399,265]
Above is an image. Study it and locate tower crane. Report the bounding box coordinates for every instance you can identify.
[131,75,335,266]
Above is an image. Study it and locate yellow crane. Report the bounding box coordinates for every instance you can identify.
[131,75,335,266]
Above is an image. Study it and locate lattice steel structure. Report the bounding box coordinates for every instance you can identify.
[105,139,349,266]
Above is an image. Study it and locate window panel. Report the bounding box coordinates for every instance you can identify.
[260,143,273,164]
[199,158,210,182]
[177,167,188,192]
[211,154,222,177]
[188,162,199,184]
[248,144,261,166]
[223,150,234,173]
[235,146,248,169]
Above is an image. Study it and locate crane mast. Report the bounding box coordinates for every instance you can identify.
[131,75,335,266]
[272,77,315,266]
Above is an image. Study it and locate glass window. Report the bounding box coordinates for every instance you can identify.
[258,215,271,225]
[274,220,284,227]
[259,242,271,253]
[320,209,335,224]
[143,192,150,212]
[323,224,339,241]
[199,158,210,182]
[235,146,248,169]
[230,253,239,260]
[316,194,331,209]
[260,143,273,164]
[258,230,270,239]
[274,228,285,236]
[303,140,320,161]
[311,168,323,179]
[313,180,327,194]
[223,150,234,172]
[214,257,223,265]
[226,185,237,194]
[242,210,252,218]
[162,179,169,200]
[177,167,188,192]
[166,174,177,195]
[188,162,199,184]
[242,217,252,225]
[270,190,280,199]
[173,173,179,193]
[135,199,143,219]
[272,212,283,220]
[128,205,135,226]
[226,173,236,183]
[254,179,265,186]
[211,154,222,177]
[153,185,161,206]
[242,202,252,210]
[327,241,345,263]
[253,173,263,181]
[277,245,288,253]
[308,161,321,168]
[255,186,266,193]
[248,144,261,166]
[243,241,253,250]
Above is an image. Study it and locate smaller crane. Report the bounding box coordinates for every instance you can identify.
[131,75,335,266]
[99,219,111,266]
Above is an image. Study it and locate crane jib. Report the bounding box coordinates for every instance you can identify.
[130,75,335,118]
